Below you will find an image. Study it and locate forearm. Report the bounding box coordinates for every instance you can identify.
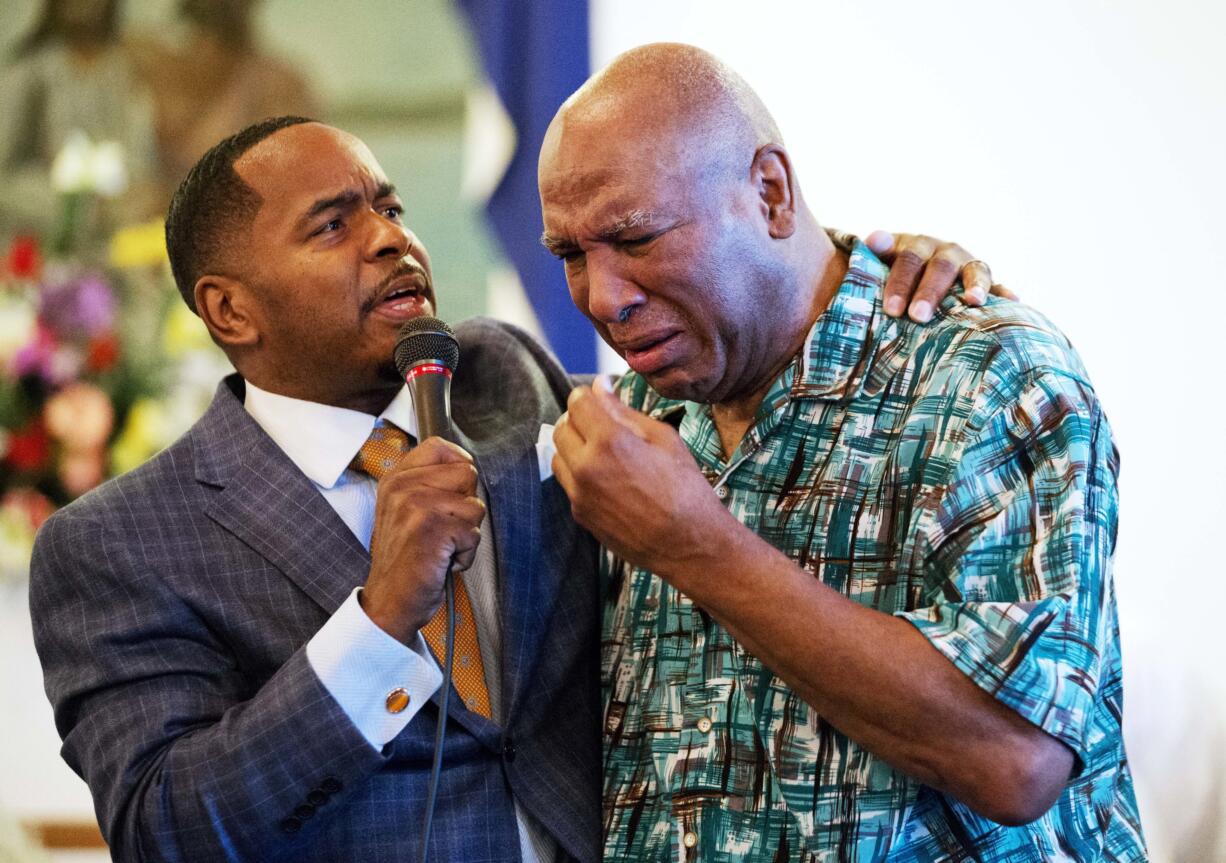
[660,523,1071,824]
[108,649,387,863]
[32,518,385,862]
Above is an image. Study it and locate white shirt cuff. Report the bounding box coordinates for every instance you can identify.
[306,587,443,749]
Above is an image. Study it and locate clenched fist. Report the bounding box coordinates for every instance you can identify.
[552,378,738,579]
[360,437,485,645]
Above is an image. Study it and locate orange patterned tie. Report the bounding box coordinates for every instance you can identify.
[351,424,493,718]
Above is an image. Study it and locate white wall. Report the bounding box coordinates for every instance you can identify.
[591,2,1226,860]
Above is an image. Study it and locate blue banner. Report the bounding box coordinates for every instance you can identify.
[457,0,595,372]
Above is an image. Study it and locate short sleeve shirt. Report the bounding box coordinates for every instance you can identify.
[600,240,1146,862]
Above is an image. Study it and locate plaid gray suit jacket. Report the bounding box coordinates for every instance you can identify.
[30,318,601,862]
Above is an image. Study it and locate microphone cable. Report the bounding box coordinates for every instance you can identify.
[418,560,456,863]
[394,317,463,863]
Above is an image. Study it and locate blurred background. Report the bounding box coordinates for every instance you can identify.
[0,0,1221,860]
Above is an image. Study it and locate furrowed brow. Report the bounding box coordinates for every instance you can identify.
[374,181,398,200]
[298,189,362,229]
[540,209,659,257]
[597,209,656,239]
[540,231,575,257]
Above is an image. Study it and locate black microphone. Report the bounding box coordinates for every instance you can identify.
[393,315,461,863]
[394,316,460,443]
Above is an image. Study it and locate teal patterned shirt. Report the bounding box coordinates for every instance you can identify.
[601,241,1146,862]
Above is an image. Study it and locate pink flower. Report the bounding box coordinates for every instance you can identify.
[0,487,54,532]
[12,323,82,385]
[58,449,106,497]
[44,382,115,452]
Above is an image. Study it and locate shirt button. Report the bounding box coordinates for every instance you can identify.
[459,654,471,668]
[385,687,411,713]
[715,485,729,500]
[683,831,698,849]
[696,716,713,734]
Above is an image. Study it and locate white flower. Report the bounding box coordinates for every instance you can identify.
[90,141,128,196]
[50,131,91,193]
[50,130,129,197]
[0,291,37,366]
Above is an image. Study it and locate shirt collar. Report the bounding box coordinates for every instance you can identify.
[644,238,892,425]
[244,381,419,489]
[792,238,892,401]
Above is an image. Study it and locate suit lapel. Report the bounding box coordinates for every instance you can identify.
[194,378,370,615]
[191,379,521,746]
[478,444,554,725]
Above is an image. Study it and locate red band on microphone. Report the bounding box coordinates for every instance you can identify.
[403,362,453,382]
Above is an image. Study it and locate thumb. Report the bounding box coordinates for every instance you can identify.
[590,374,627,414]
[593,373,616,396]
[589,374,648,433]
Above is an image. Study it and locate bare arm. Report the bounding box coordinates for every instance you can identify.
[649,513,1073,826]
[554,379,1084,825]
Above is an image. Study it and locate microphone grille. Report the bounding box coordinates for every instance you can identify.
[394,317,460,376]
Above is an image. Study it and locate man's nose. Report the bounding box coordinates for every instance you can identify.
[366,210,411,260]
[584,253,646,325]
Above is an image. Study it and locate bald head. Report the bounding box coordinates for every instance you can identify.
[544,43,782,181]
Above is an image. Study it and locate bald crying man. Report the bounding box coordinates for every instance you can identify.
[545,44,1145,863]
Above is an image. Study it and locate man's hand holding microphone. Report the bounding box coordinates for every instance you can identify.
[358,317,483,646]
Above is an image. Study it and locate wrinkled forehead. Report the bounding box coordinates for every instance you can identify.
[540,123,736,241]
[542,109,696,200]
[543,99,675,171]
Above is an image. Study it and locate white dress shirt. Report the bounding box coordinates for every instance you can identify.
[244,381,555,863]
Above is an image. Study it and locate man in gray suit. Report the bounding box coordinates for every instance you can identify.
[29,114,984,862]
[30,116,600,862]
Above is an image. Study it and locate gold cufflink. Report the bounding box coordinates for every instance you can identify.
[385,687,410,713]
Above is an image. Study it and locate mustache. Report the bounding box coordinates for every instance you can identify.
[361,261,434,313]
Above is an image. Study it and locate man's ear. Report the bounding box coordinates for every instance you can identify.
[194,275,260,349]
[752,144,798,240]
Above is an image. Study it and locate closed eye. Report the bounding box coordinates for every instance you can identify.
[619,234,657,254]
[543,243,583,263]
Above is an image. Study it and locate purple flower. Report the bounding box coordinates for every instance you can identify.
[12,325,57,379]
[39,270,117,339]
[12,325,83,386]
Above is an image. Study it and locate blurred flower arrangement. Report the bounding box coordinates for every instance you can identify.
[1,134,230,583]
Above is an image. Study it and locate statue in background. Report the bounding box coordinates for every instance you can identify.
[0,0,158,240]
[129,0,319,199]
